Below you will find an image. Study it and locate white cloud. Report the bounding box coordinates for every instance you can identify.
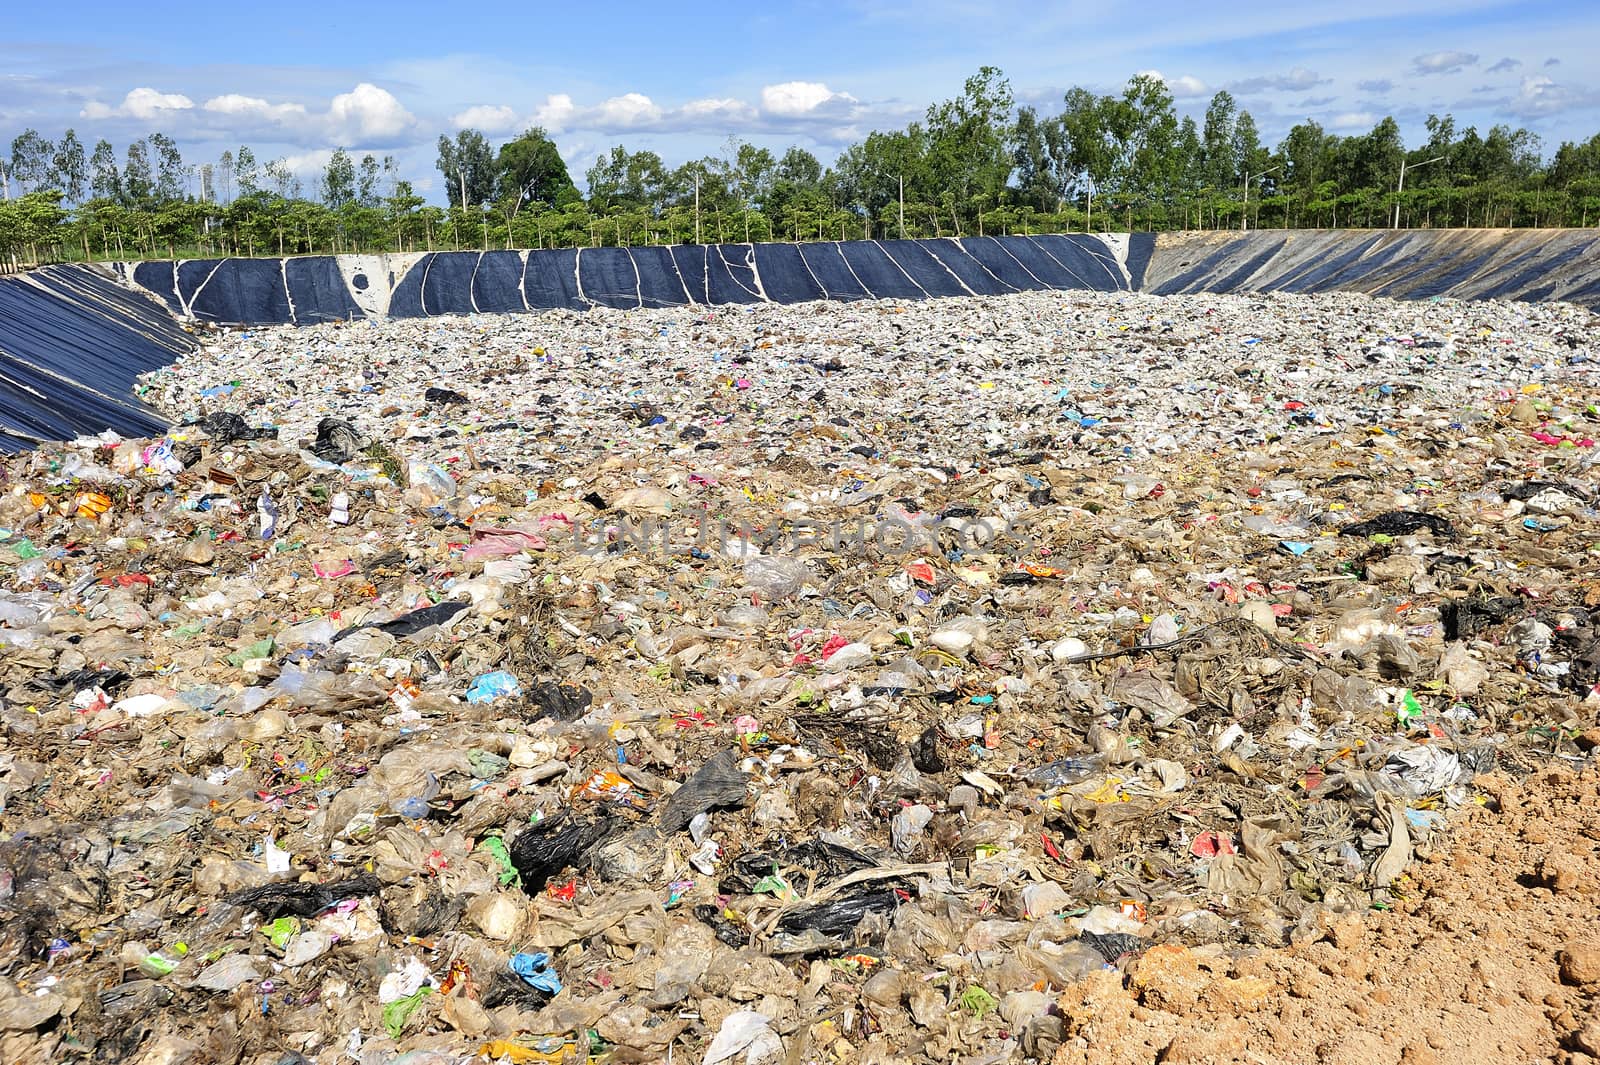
[327,83,416,140]
[595,92,662,126]
[280,149,334,178]
[1229,67,1330,94]
[1137,70,1209,98]
[1329,111,1379,129]
[1412,50,1478,75]
[80,86,194,121]
[1509,74,1600,118]
[1485,57,1521,74]
[451,104,521,133]
[533,93,578,130]
[83,81,418,146]
[760,81,857,116]
[1355,78,1393,94]
[203,94,308,122]
[682,97,758,122]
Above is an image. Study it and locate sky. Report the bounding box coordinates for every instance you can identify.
[3,0,1598,201]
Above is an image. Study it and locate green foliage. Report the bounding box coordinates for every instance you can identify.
[5,67,1599,268]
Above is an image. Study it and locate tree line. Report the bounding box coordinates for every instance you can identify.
[4,66,1600,267]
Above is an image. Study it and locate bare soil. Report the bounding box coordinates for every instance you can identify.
[1052,766,1600,1065]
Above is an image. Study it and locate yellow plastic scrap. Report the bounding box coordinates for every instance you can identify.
[1083,777,1130,804]
[75,492,113,519]
[476,1040,564,1063]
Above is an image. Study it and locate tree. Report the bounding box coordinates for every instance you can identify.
[1278,120,1333,225]
[262,158,300,198]
[1099,74,1179,228]
[357,153,381,207]
[1059,87,1113,228]
[235,146,259,196]
[1233,111,1268,194]
[51,130,87,203]
[11,129,55,194]
[322,148,357,207]
[586,146,667,213]
[496,127,579,220]
[436,129,497,209]
[123,139,154,204]
[148,133,185,201]
[1202,91,1238,192]
[217,150,235,205]
[924,66,1016,233]
[90,139,121,201]
[1012,106,1059,212]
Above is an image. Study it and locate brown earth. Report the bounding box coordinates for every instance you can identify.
[1052,766,1600,1065]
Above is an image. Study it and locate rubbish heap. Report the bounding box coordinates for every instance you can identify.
[1,288,1597,1064]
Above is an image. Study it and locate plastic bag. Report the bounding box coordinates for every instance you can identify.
[658,750,750,833]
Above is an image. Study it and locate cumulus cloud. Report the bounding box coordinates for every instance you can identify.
[81,82,416,146]
[1329,111,1379,130]
[280,149,334,179]
[81,87,194,121]
[450,104,520,133]
[478,86,835,136]
[533,93,578,130]
[681,97,758,122]
[1301,95,1337,108]
[1412,50,1478,75]
[595,92,662,126]
[203,94,308,123]
[1229,67,1329,94]
[1485,57,1521,74]
[1138,70,1208,99]
[760,81,857,117]
[1545,57,1561,67]
[327,83,415,140]
[1508,75,1600,118]
[1355,78,1393,94]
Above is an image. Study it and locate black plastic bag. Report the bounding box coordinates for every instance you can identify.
[1339,511,1453,538]
[375,601,469,636]
[479,967,555,1010]
[1079,930,1146,962]
[29,668,132,695]
[911,725,946,774]
[509,812,617,894]
[776,888,900,938]
[721,838,878,897]
[224,873,380,919]
[424,387,468,406]
[1440,596,1523,640]
[658,750,749,834]
[694,903,747,947]
[528,681,592,722]
[310,416,363,464]
[199,411,277,445]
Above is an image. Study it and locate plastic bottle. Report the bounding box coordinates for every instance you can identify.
[1025,756,1103,790]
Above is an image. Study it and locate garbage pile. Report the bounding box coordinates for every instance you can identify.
[1,289,1597,1064]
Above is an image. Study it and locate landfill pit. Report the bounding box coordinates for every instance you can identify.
[2,288,1599,1064]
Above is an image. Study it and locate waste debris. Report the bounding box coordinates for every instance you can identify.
[1,288,1597,1063]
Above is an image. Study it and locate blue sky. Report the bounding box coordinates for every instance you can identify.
[4,0,1597,200]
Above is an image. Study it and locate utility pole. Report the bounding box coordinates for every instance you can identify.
[1240,165,1281,232]
[898,175,905,239]
[694,170,701,245]
[1393,155,1445,229]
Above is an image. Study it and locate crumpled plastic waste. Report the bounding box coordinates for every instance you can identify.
[0,286,1596,1064]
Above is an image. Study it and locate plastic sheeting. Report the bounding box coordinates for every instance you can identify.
[7,228,1597,450]
[0,265,194,453]
[117,236,1138,325]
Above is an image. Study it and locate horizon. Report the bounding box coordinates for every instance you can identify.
[4,0,1598,202]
